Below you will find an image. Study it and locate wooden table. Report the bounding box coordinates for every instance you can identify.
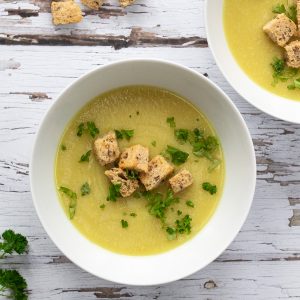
[1,0,300,299]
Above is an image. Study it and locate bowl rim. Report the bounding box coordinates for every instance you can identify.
[205,0,300,124]
[30,58,256,285]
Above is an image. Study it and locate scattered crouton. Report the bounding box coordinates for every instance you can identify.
[119,145,149,173]
[81,0,103,10]
[51,0,83,25]
[120,0,135,7]
[169,169,193,194]
[105,168,139,197]
[93,131,120,166]
[140,155,174,191]
[263,13,297,47]
[285,40,300,68]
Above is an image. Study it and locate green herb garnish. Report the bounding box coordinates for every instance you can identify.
[60,144,67,151]
[130,213,137,217]
[77,123,85,137]
[151,141,157,147]
[186,200,194,208]
[0,230,28,259]
[59,186,77,219]
[202,182,217,195]
[175,129,189,143]
[177,210,182,216]
[166,116,176,128]
[175,215,192,234]
[81,182,90,196]
[121,220,128,228]
[100,204,105,209]
[107,184,121,202]
[0,269,28,300]
[165,145,189,165]
[166,227,177,240]
[125,169,139,180]
[287,78,300,90]
[192,136,219,159]
[115,129,134,141]
[79,150,92,163]
[87,121,99,138]
[272,3,297,22]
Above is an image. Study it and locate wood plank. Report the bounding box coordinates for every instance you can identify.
[0,0,206,47]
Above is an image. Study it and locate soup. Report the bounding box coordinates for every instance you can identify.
[224,0,300,101]
[55,86,224,256]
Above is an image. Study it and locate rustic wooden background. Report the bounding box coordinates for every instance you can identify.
[1,0,300,299]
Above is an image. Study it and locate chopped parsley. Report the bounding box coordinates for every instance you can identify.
[80,182,90,196]
[59,186,77,219]
[271,57,298,87]
[166,227,177,240]
[165,145,189,165]
[77,123,85,137]
[175,129,189,143]
[121,220,128,228]
[177,210,182,216]
[202,182,217,195]
[125,169,139,180]
[87,121,99,138]
[192,136,219,159]
[130,213,137,217]
[0,230,28,259]
[107,184,121,202]
[99,204,105,209]
[186,200,194,208]
[287,78,300,90]
[60,144,67,151]
[166,116,176,128]
[175,215,192,234]
[115,129,134,141]
[151,140,157,147]
[0,269,28,300]
[273,3,297,22]
[79,150,92,163]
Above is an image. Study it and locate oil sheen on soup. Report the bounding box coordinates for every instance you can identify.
[224,0,300,101]
[55,86,225,256]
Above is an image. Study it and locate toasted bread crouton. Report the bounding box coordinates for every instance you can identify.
[140,155,174,191]
[51,0,83,25]
[119,145,149,173]
[285,40,300,68]
[81,0,103,10]
[169,169,193,194]
[94,131,120,166]
[120,0,135,7]
[105,168,139,197]
[263,14,297,47]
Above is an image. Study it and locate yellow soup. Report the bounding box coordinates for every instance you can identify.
[55,86,224,256]
[224,0,300,101]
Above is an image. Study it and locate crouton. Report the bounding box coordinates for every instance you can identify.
[140,155,174,191]
[51,0,83,25]
[120,0,135,7]
[81,0,103,10]
[93,131,120,166]
[285,40,300,68]
[263,13,297,47]
[119,145,149,173]
[104,168,139,197]
[169,169,193,194]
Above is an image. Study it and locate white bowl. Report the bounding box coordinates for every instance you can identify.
[30,59,256,285]
[205,0,300,124]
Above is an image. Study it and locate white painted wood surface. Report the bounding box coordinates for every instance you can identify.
[0,0,300,299]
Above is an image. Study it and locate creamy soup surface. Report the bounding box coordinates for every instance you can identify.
[55,86,225,255]
[224,0,300,101]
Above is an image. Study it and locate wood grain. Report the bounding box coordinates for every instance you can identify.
[0,45,300,299]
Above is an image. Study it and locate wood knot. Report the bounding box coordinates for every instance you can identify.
[204,280,217,289]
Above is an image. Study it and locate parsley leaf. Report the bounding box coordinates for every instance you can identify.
[177,210,182,216]
[175,129,189,143]
[77,123,85,137]
[202,182,217,195]
[87,121,99,138]
[79,150,92,163]
[166,117,176,128]
[121,220,128,228]
[166,227,177,240]
[272,3,286,14]
[287,78,300,90]
[115,129,134,141]
[272,3,297,22]
[166,145,189,165]
[186,200,194,208]
[0,269,28,300]
[175,215,192,234]
[59,186,77,219]
[81,182,90,196]
[125,169,139,180]
[192,136,219,160]
[0,230,28,259]
[107,184,121,202]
